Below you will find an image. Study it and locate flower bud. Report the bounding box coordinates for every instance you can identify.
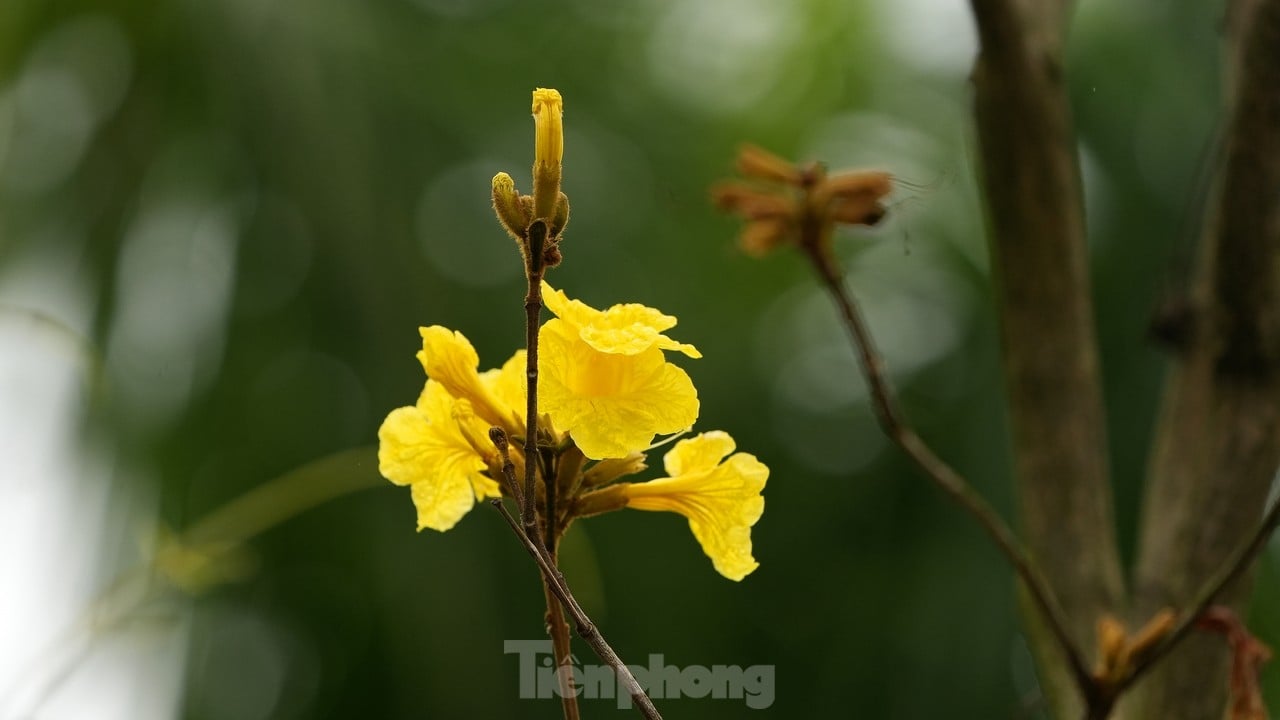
[492,172,530,239]
[532,88,563,221]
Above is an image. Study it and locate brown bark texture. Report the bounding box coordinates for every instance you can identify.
[969,0,1280,716]
[1129,0,1280,717]
[968,0,1125,716]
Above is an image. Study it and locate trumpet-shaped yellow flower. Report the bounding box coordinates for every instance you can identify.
[624,431,767,581]
[378,381,503,531]
[379,328,528,531]
[538,285,700,459]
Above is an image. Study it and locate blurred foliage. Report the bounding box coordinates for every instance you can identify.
[1,0,1275,717]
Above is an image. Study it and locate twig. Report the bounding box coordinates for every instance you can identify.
[803,246,1095,696]
[544,448,560,555]
[521,219,549,541]
[538,438,577,717]
[544,568,581,720]
[491,421,661,717]
[491,497,662,719]
[1121,495,1280,690]
[520,218,582,720]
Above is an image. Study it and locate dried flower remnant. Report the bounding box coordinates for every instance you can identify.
[1196,606,1273,720]
[711,144,892,258]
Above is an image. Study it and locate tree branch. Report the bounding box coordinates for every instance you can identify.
[807,252,1094,699]
[543,559,582,720]
[1130,1,1280,716]
[521,220,548,542]
[1124,494,1280,692]
[491,498,661,719]
[489,429,662,719]
[967,0,1125,715]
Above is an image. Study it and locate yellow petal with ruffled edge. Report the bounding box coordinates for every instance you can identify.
[377,381,500,531]
[542,282,701,358]
[625,431,768,581]
[662,429,738,476]
[417,326,519,431]
[539,318,698,459]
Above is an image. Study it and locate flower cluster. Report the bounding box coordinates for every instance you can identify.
[378,285,768,580]
[379,87,767,581]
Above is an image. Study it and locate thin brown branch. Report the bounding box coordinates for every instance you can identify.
[491,497,662,719]
[521,219,549,541]
[544,450,560,555]
[1124,495,1280,691]
[544,564,581,720]
[804,248,1094,697]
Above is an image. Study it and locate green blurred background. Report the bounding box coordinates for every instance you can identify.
[1,0,1272,717]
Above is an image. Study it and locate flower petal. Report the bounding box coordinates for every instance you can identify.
[482,349,528,426]
[417,326,514,430]
[409,467,478,533]
[377,405,439,489]
[663,430,736,477]
[541,282,701,358]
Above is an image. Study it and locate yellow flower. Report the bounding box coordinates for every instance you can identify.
[378,381,503,531]
[624,432,768,581]
[538,284,700,459]
[531,87,563,221]
[379,328,528,531]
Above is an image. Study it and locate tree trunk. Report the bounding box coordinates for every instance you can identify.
[967,1,1125,716]
[1128,0,1280,717]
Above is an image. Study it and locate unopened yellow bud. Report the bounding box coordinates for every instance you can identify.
[582,452,649,487]
[532,87,564,221]
[550,191,570,238]
[554,444,587,498]
[491,172,529,239]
